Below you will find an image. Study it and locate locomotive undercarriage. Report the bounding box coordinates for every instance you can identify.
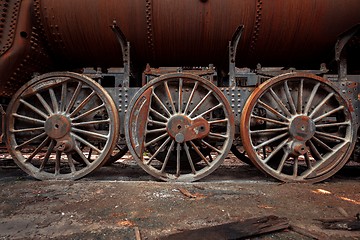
[1,24,359,183]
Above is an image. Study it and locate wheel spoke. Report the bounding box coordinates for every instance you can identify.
[262,138,288,163]
[250,127,288,135]
[25,137,50,163]
[293,156,299,177]
[176,143,181,177]
[12,113,45,125]
[148,119,167,127]
[314,131,346,142]
[66,153,77,173]
[316,121,350,128]
[251,115,289,126]
[276,150,289,174]
[160,140,175,172]
[297,79,303,114]
[15,132,47,150]
[66,82,83,114]
[39,140,55,172]
[313,106,344,123]
[72,119,110,127]
[150,107,169,121]
[20,99,48,119]
[208,132,228,140]
[304,151,313,170]
[178,78,183,114]
[11,126,44,133]
[72,127,109,140]
[189,140,210,166]
[74,145,91,166]
[146,137,171,165]
[269,87,291,117]
[254,132,288,150]
[201,139,222,153]
[183,81,199,114]
[72,103,105,121]
[307,140,323,160]
[304,83,320,115]
[55,150,61,175]
[152,90,172,117]
[312,136,333,152]
[189,90,213,118]
[284,81,296,115]
[146,128,167,134]
[36,93,53,115]
[72,133,102,153]
[70,91,96,117]
[49,88,59,113]
[184,143,196,174]
[309,92,334,118]
[145,132,168,147]
[196,103,223,118]
[60,82,67,112]
[164,81,176,114]
[208,119,228,124]
[258,100,288,121]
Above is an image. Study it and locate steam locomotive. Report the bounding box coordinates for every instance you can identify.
[1,0,359,182]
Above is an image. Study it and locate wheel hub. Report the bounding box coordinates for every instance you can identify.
[289,115,315,141]
[167,115,210,143]
[44,114,71,139]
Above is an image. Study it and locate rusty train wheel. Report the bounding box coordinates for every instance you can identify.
[125,73,234,182]
[240,73,356,182]
[6,72,119,180]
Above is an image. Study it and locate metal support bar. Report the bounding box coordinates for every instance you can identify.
[0,105,5,143]
[111,20,131,87]
[229,25,244,87]
[335,24,360,81]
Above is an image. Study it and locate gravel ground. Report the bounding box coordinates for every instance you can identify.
[0,153,359,239]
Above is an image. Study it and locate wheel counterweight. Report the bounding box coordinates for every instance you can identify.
[240,73,356,182]
[125,73,234,182]
[6,72,119,180]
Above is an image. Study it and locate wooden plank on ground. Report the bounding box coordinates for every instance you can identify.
[159,215,289,240]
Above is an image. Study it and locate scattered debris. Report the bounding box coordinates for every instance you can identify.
[316,214,360,231]
[134,227,141,240]
[257,205,273,209]
[117,220,135,227]
[159,215,289,240]
[290,224,329,239]
[337,207,349,218]
[178,188,205,199]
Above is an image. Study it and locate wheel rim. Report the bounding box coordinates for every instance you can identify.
[125,73,234,182]
[240,73,355,182]
[6,72,119,180]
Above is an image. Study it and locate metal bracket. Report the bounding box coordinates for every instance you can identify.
[335,24,360,81]
[111,20,130,87]
[229,25,244,87]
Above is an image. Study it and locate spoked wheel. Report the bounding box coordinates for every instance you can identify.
[6,72,119,180]
[125,73,234,182]
[240,73,356,182]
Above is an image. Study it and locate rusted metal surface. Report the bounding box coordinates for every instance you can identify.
[125,73,234,182]
[1,0,360,96]
[240,73,356,182]
[5,72,119,180]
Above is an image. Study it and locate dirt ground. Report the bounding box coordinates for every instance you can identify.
[0,153,359,240]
